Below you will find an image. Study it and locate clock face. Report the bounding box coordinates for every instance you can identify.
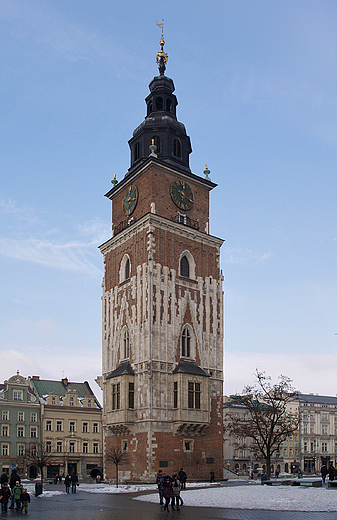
[122,185,138,216]
[170,180,194,211]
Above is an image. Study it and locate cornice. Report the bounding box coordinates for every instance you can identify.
[99,212,224,255]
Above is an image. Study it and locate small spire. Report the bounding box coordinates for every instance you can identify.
[204,164,211,180]
[156,19,168,76]
[149,138,158,158]
[111,173,118,187]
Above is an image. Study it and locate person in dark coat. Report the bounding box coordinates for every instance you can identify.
[0,482,12,513]
[64,474,71,493]
[162,475,173,512]
[71,473,78,493]
[321,464,328,484]
[178,468,187,490]
[328,465,335,481]
[20,488,30,514]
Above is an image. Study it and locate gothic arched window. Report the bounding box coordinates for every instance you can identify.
[180,255,189,278]
[123,328,130,359]
[181,327,191,357]
[125,257,130,280]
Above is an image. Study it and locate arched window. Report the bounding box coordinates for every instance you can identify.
[155,97,163,110]
[173,139,181,158]
[151,135,160,153]
[134,142,140,161]
[70,397,74,406]
[166,98,172,112]
[147,101,153,115]
[119,254,131,284]
[180,255,189,278]
[123,329,130,359]
[181,327,191,357]
[125,257,130,280]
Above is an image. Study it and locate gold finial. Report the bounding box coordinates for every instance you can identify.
[156,19,168,76]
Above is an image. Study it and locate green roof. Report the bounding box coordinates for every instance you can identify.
[29,378,101,408]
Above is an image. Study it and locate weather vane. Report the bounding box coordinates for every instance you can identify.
[156,19,168,76]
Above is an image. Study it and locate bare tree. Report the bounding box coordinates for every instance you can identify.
[25,442,54,491]
[225,370,299,480]
[105,447,128,488]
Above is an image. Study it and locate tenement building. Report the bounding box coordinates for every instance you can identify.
[98,35,224,482]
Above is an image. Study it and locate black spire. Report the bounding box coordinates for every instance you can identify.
[127,31,192,177]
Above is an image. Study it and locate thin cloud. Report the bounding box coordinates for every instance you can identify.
[224,246,273,266]
[0,236,101,274]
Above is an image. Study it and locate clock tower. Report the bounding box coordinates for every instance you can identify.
[99,34,224,482]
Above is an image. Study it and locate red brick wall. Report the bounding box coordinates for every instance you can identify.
[104,396,223,482]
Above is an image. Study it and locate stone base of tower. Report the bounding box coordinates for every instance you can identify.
[104,397,223,483]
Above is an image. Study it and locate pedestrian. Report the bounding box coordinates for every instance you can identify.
[329,464,335,481]
[178,467,187,490]
[20,488,30,514]
[64,474,71,493]
[12,481,23,511]
[321,464,328,484]
[156,469,164,506]
[162,475,173,512]
[210,469,215,482]
[71,473,78,493]
[58,474,62,483]
[0,482,12,513]
[171,474,181,511]
[9,469,20,509]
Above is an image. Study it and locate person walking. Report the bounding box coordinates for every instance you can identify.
[64,474,71,493]
[321,464,328,484]
[171,474,181,511]
[210,469,215,482]
[156,469,164,506]
[71,473,78,493]
[20,488,30,514]
[0,472,8,485]
[12,481,23,511]
[178,468,187,490]
[0,482,12,513]
[162,475,173,512]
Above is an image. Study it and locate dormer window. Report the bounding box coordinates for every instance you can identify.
[173,139,181,158]
[180,255,189,278]
[70,397,74,406]
[155,97,163,110]
[52,397,55,405]
[134,142,140,161]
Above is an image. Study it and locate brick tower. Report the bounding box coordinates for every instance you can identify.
[98,33,224,482]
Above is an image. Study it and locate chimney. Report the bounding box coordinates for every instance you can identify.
[32,376,40,381]
[62,377,68,386]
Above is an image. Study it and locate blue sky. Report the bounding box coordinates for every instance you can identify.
[1,0,337,397]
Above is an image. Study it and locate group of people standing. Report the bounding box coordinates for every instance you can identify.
[64,473,78,493]
[0,469,30,513]
[156,468,187,512]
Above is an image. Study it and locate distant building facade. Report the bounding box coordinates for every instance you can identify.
[29,376,102,479]
[0,372,41,477]
[0,372,102,480]
[224,393,337,476]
